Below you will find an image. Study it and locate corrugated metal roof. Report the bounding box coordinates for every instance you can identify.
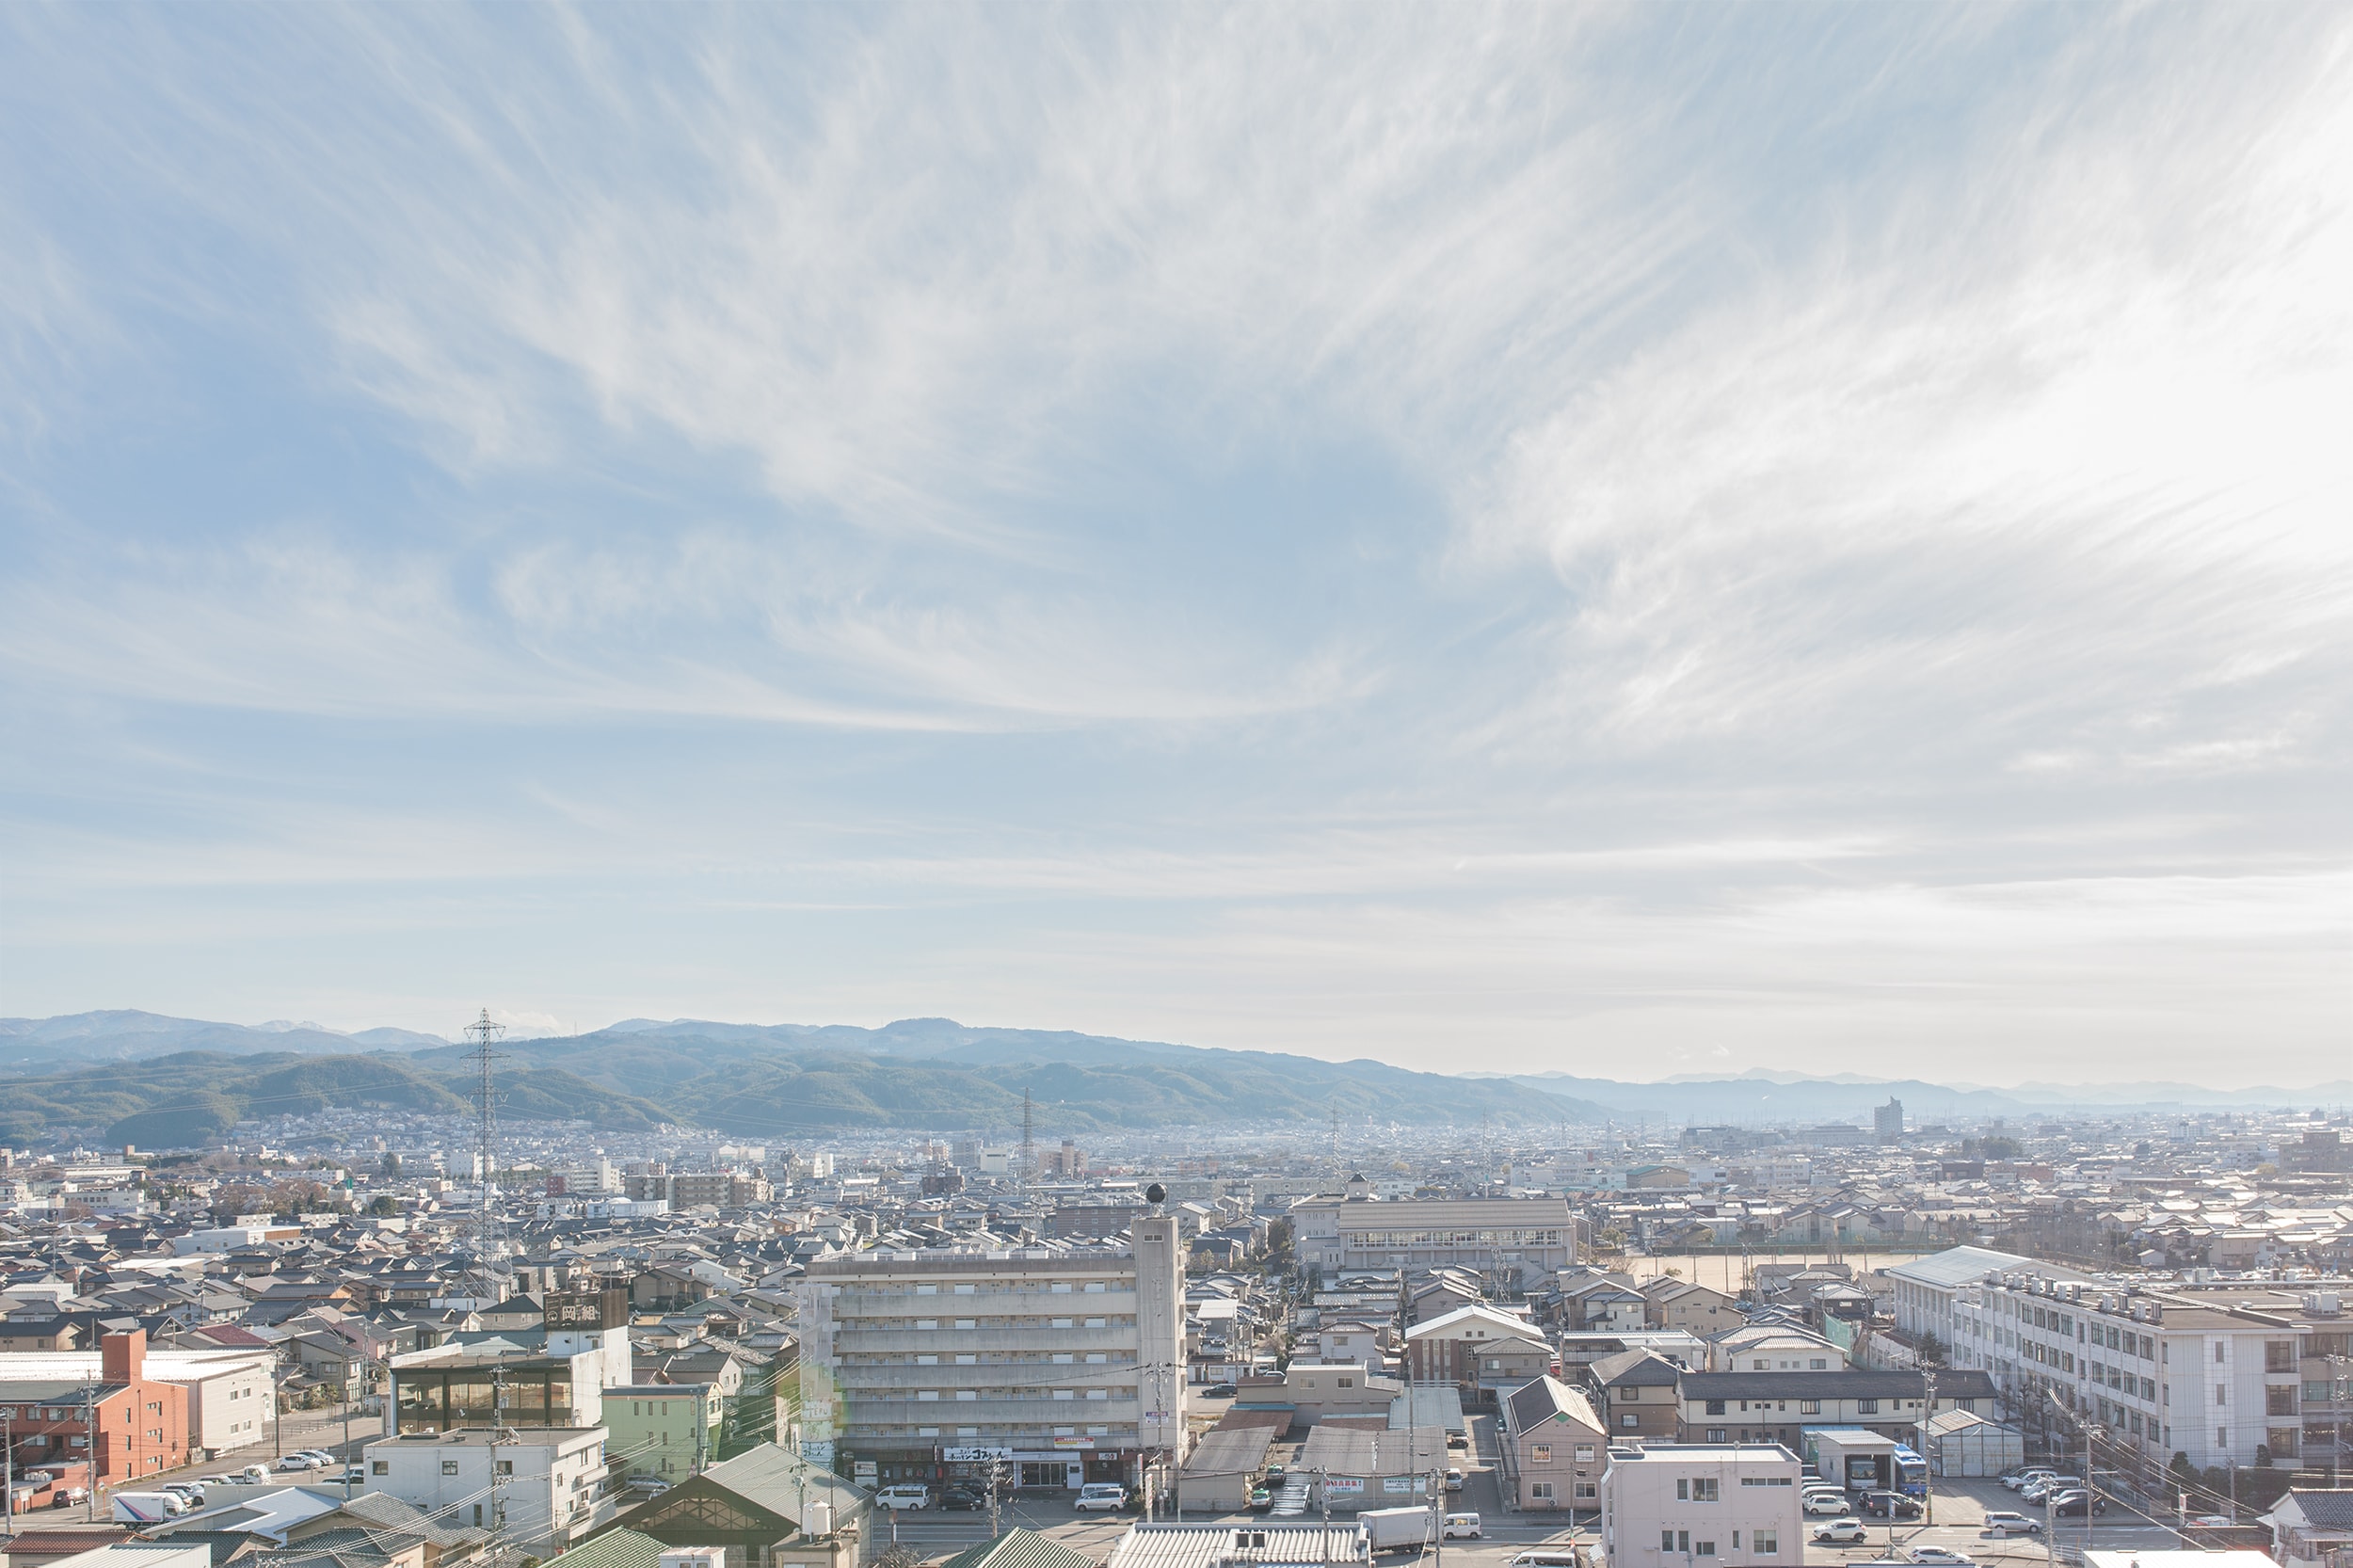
[1296,1425,1448,1478]
[541,1528,667,1568]
[1108,1524,1369,1568]
[1183,1426,1273,1476]
[938,1528,1096,1568]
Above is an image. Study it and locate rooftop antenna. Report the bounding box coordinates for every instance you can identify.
[465,1009,507,1297]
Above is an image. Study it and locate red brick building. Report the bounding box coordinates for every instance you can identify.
[0,1330,190,1485]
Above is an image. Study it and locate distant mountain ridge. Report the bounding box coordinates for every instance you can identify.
[0,1010,449,1066]
[0,1012,2338,1149]
[0,1013,1592,1145]
[1499,1071,2353,1121]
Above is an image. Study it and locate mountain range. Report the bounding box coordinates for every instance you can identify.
[0,1012,2341,1149]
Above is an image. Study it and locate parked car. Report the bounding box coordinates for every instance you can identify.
[626,1478,672,1496]
[277,1455,320,1472]
[1442,1513,1481,1540]
[1205,1384,1239,1399]
[1447,1433,1470,1450]
[2004,1468,2059,1491]
[2022,1476,2083,1503]
[1509,1552,1581,1567]
[1812,1518,1869,1544]
[1075,1482,1128,1512]
[1445,1468,1465,1492]
[236,1464,270,1481]
[1908,1549,1976,1566]
[2049,1491,2107,1518]
[1805,1493,1855,1515]
[875,1484,931,1511]
[940,1485,984,1512]
[52,1486,89,1509]
[1980,1512,2042,1537]
[1249,1487,1274,1513]
[1860,1491,1923,1519]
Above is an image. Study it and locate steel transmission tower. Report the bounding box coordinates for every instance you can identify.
[464,1010,507,1296]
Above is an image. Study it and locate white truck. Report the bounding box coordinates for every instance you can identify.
[1361,1506,1434,1553]
[113,1491,191,1523]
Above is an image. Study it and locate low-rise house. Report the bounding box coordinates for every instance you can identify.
[2267,1490,2353,1568]
[1498,1375,1607,1512]
[1588,1349,1682,1442]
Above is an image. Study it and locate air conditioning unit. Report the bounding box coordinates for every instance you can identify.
[2304,1293,2343,1318]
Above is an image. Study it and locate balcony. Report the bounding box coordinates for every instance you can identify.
[831,1289,1136,1319]
[835,1365,1140,1390]
[843,1396,1142,1416]
[833,1326,1135,1353]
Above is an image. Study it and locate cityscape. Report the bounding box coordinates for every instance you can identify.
[2,9,2346,1568]
[0,1011,2345,1568]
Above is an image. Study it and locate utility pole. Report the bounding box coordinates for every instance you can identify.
[489,1368,513,1560]
[1920,1370,1937,1528]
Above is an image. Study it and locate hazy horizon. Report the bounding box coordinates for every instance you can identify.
[7,1005,2344,1096]
[3,8,2346,1087]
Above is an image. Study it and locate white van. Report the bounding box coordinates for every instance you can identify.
[1443,1513,1482,1540]
[1075,1482,1128,1512]
[875,1484,931,1511]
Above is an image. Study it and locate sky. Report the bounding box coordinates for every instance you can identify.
[0,6,2346,1088]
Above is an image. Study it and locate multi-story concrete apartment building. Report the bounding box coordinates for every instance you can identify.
[1887,1245,2353,1474]
[1599,1442,1802,1568]
[1290,1192,1577,1287]
[795,1217,1184,1493]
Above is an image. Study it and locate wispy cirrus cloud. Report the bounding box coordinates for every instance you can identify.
[0,4,2345,1082]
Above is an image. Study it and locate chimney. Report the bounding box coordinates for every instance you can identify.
[102,1329,146,1384]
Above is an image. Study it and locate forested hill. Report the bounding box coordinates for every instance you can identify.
[0,1017,1596,1147]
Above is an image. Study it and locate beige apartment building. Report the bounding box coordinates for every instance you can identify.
[796,1219,1185,1493]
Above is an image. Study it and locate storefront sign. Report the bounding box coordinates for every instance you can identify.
[942,1447,1013,1463]
[854,1461,879,1481]
[1327,1477,1364,1494]
[1051,1436,1094,1449]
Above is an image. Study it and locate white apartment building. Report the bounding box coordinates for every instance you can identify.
[1290,1194,1577,1287]
[1887,1246,2353,1473]
[1599,1443,1802,1568]
[796,1218,1185,1493]
[361,1426,611,1551]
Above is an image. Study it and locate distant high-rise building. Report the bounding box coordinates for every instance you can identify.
[1874,1097,1905,1140]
